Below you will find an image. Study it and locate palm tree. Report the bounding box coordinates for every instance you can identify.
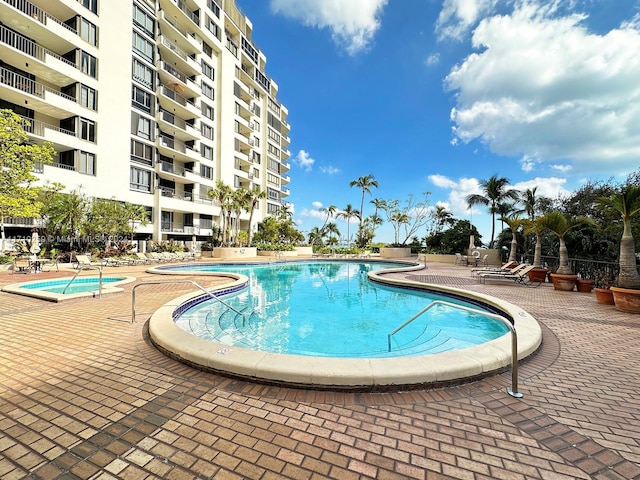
[246,186,266,244]
[123,203,149,243]
[523,217,547,268]
[466,175,520,248]
[538,212,594,275]
[350,175,378,244]
[322,222,341,246]
[499,215,526,264]
[598,185,640,289]
[208,181,233,245]
[336,204,360,247]
[47,190,88,250]
[433,205,454,234]
[521,187,539,221]
[231,188,252,245]
[319,205,337,231]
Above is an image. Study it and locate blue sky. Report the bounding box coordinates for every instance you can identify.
[237,0,640,245]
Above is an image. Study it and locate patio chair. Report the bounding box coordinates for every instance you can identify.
[478,265,540,286]
[134,252,152,264]
[471,260,516,276]
[476,262,527,280]
[74,254,105,269]
[12,256,32,274]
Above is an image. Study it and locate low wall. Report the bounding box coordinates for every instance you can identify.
[379,247,412,258]
[212,247,257,259]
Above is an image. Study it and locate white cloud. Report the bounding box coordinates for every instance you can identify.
[550,164,573,174]
[320,165,341,175]
[425,52,440,66]
[436,0,499,41]
[298,207,326,220]
[269,0,388,55]
[444,2,640,175]
[311,201,323,209]
[511,177,569,200]
[428,174,457,188]
[428,175,479,216]
[294,149,315,171]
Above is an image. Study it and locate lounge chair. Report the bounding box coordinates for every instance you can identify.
[135,252,152,264]
[471,260,516,276]
[476,263,527,280]
[146,252,165,262]
[478,265,540,286]
[74,254,105,269]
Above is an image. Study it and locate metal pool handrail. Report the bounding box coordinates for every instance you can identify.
[388,300,523,398]
[62,265,103,298]
[131,280,244,324]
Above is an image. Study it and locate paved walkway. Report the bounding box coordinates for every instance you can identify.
[0,259,638,479]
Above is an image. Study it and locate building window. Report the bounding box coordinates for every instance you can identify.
[268,127,281,145]
[80,117,96,142]
[267,143,280,158]
[133,59,153,88]
[201,123,214,140]
[130,167,152,192]
[201,144,213,160]
[267,188,280,201]
[80,18,97,46]
[131,139,154,166]
[201,102,214,120]
[203,41,213,58]
[205,16,220,39]
[132,86,152,113]
[78,151,95,175]
[202,82,214,100]
[133,31,154,62]
[133,4,155,36]
[80,51,97,78]
[202,61,214,80]
[253,120,260,132]
[200,164,213,179]
[132,113,153,140]
[207,1,220,17]
[80,84,97,110]
[80,0,97,14]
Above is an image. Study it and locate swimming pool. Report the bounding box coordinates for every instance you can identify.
[169,262,509,358]
[148,261,542,389]
[2,276,136,302]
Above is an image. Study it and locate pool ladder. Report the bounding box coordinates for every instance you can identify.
[388,300,523,398]
[131,280,245,324]
[62,264,103,297]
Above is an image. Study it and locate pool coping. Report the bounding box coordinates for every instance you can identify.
[147,264,542,391]
[1,275,137,302]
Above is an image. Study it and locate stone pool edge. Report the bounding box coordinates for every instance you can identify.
[147,272,542,391]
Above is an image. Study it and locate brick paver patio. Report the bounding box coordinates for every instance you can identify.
[0,258,638,479]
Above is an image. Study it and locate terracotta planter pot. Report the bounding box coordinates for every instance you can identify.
[610,286,640,313]
[594,287,615,305]
[576,279,594,293]
[528,268,549,283]
[549,273,578,291]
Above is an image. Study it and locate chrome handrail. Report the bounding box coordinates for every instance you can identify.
[131,280,244,324]
[62,264,103,298]
[388,300,523,398]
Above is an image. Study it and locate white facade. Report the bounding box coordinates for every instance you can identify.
[0,0,291,242]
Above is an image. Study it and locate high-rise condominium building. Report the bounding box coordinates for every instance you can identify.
[0,0,291,245]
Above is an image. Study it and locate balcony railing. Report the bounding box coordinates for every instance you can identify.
[0,23,76,68]
[158,133,197,155]
[17,114,76,137]
[160,161,186,177]
[171,0,199,25]
[1,66,76,103]
[1,0,77,34]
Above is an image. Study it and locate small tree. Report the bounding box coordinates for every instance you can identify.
[523,217,547,268]
[538,212,595,275]
[123,203,149,243]
[0,110,55,251]
[499,215,526,264]
[598,185,640,289]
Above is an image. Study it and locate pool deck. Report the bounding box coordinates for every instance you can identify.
[0,258,639,480]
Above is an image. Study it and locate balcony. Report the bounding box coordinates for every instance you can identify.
[159,61,199,98]
[157,84,200,118]
[0,23,81,86]
[156,108,199,142]
[0,0,79,54]
[157,35,200,76]
[157,9,202,55]
[157,133,200,162]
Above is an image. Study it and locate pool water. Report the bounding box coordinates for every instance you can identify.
[173,262,509,358]
[22,277,126,294]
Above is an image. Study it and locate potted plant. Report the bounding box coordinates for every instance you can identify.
[593,269,615,305]
[523,217,549,282]
[598,185,640,313]
[538,212,595,291]
[576,276,595,293]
